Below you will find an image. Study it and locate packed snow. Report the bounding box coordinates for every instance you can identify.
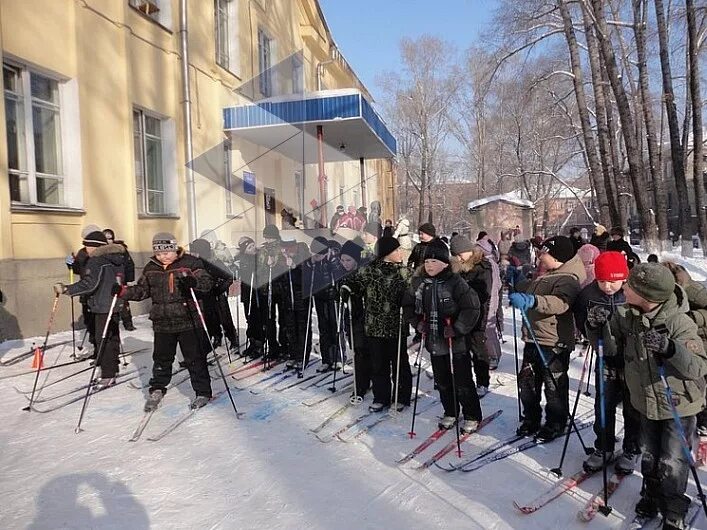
[1,254,706,530]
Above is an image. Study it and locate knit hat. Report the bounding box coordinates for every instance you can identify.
[81,224,101,239]
[376,236,400,259]
[340,240,362,263]
[83,231,108,248]
[423,239,450,264]
[238,236,255,248]
[189,238,212,259]
[418,223,436,238]
[594,251,629,282]
[449,235,475,256]
[152,232,178,252]
[262,224,280,240]
[594,224,607,236]
[541,236,575,263]
[627,263,675,303]
[310,236,329,255]
[363,222,380,238]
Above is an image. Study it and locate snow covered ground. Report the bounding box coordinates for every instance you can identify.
[1,254,706,530]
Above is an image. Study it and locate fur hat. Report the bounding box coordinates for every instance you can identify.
[423,239,450,264]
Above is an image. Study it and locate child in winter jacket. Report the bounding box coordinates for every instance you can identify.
[121,232,213,411]
[55,231,128,388]
[404,239,482,433]
[348,236,412,412]
[282,242,313,370]
[510,236,585,442]
[588,263,707,528]
[574,251,641,474]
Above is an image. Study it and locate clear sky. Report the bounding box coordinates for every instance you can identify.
[318,0,498,98]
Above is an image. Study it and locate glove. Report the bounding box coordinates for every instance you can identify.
[65,254,74,268]
[179,275,198,290]
[509,292,536,311]
[415,320,427,336]
[443,325,455,339]
[53,283,66,296]
[643,328,673,358]
[587,306,611,329]
[111,283,126,297]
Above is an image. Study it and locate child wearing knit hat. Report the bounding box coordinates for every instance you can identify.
[586,263,707,528]
[573,251,640,474]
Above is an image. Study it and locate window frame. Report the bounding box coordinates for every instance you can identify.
[224,139,234,217]
[4,61,69,208]
[258,27,273,97]
[133,107,168,216]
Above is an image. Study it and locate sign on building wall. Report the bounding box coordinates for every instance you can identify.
[243,171,256,195]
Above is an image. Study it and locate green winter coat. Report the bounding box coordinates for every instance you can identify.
[595,287,707,420]
[684,279,707,348]
[347,259,411,339]
[519,255,585,349]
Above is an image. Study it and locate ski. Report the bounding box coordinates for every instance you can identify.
[316,409,382,443]
[417,410,503,469]
[514,467,597,514]
[435,434,526,471]
[310,401,358,434]
[299,371,337,390]
[231,360,284,381]
[249,372,294,394]
[145,387,244,442]
[274,372,320,392]
[312,372,353,389]
[22,367,141,403]
[461,419,594,473]
[0,339,73,366]
[29,371,143,413]
[128,410,156,442]
[396,428,448,464]
[302,381,354,407]
[578,472,628,522]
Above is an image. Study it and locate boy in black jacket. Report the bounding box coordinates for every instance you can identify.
[120,232,213,411]
[282,242,313,370]
[403,239,482,432]
[55,231,127,388]
[103,228,136,331]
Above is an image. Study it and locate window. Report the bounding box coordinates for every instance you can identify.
[214,0,240,75]
[224,139,233,216]
[129,0,172,29]
[4,63,73,206]
[133,109,167,214]
[258,28,273,97]
[291,55,304,94]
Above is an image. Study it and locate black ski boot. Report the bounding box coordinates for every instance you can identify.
[516,419,540,437]
[635,496,659,519]
[536,423,565,443]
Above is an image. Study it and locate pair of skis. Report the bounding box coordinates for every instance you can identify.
[0,339,73,366]
[620,499,703,529]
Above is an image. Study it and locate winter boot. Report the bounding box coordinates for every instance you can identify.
[392,403,406,413]
[144,389,165,412]
[438,416,457,430]
[286,359,298,369]
[516,419,541,437]
[460,418,479,434]
[94,377,116,391]
[332,361,344,371]
[76,349,95,362]
[536,423,565,443]
[316,363,332,373]
[190,395,210,410]
[662,516,686,530]
[476,385,489,398]
[368,402,386,413]
[614,452,637,475]
[635,496,659,519]
[583,449,614,473]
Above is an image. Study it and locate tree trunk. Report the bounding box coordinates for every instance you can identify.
[557,0,612,226]
[686,0,707,253]
[602,55,626,229]
[581,3,622,227]
[654,0,693,256]
[591,0,658,251]
[633,0,670,247]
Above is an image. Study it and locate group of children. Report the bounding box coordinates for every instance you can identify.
[53,221,707,529]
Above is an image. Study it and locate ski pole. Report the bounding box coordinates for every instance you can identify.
[186,276,243,420]
[75,282,121,432]
[264,265,273,370]
[520,309,591,454]
[446,317,462,457]
[234,268,241,352]
[597,339,612,516]
[509,275,523,422]
[23,293,61,411]
[408,321,426,438]
[299,264,315,378]
[345,292,362,406]
[584,347,594,396]
[245,270,255,358]
[330,294,344,393]
[657,361,707,517]
[392,307,404,415]
[68,265,77,359]
[77,328,88,351]
[551,343,592,476]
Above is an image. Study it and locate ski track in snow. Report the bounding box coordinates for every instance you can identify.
[2,260,707,530]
